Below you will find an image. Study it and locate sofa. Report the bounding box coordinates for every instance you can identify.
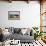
[3,27,34,43]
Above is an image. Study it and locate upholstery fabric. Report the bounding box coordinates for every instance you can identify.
[3,27,34,43]
[14,28,21,33]
[8,27,14,34]
[8,33,34,43]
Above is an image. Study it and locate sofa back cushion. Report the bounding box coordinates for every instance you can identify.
[8,27,14,34]
[14,28,21,33]
[21,28,27,35]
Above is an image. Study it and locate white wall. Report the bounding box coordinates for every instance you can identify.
[0,1,40,28]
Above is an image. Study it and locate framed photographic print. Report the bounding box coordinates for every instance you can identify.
[8,11,20,20]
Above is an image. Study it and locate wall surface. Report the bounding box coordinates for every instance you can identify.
[0,1,40,28]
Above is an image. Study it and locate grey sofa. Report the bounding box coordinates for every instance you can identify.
[4,27,34,43]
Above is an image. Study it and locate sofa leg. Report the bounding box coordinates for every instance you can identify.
[21,44,22,46]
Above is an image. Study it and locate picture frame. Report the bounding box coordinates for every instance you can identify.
[8,11,20,20]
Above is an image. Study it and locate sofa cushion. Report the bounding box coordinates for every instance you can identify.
[21,28,27,35]
[24,28,31,35]
[9,33,34,43]
[14,28,21,33]
[8,27,14,34]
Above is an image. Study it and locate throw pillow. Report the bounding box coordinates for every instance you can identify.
[21,28,27,35]
[14,28,21,33]
[8,27,14,34]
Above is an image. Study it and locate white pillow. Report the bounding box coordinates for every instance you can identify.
[3,29,10,36]
[21,28,27,35]
[25,28,31,35]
